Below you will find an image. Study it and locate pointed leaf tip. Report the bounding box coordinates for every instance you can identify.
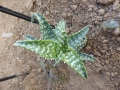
[62,49,88,79]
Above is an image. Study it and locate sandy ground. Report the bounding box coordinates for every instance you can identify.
[0,0,120,90]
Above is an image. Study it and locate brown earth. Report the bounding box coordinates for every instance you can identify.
[0,0,120,90]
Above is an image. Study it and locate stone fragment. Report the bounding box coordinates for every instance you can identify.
[98,9,105,15]
[97,0,115,5]
[117,37,120,42]
[113,28,120,35]
[117,47,120,51]
[106,72,110,76]
[2,33,13,37]
[71,5,78,10]
[102,20,119,30]
[85,45,91,51]
[102,40,108,44]
[82,0,89,5]
[62,12,67,18]
[45,11,50,16]
[113,4,120,10]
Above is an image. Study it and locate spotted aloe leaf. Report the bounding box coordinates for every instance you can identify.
[54,20,66,42]
[31,12,58,41]
[68,26,89,50]
[77,37,87,51]
[62,49,88,79]
[23,35,39,40]
[78,52,96,61]
[14,40,61,60]
[54,51,64,66]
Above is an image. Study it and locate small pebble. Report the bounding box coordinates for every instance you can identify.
[45,11,50,16]
[88,5,94,11]
[106,72,110,76]
[114,72,118,75]
[94,50,101,56]
[116,47,120,51]
[102,40,108,44]
[111,72,115,76]
[113,28,120,35]
[82,0,89,5]
[67,13,72,17]
[98,9,105,15]
[102,20,119,30]
[62,12,67,18]
[117,37,120,42]
[66,28,70,34]
[70,82,74,86]
[105,83,109,86]
[85,45,91,51]
[113,4,120,10]
[71,5,78,10]
[118,12,120,17]
[2,33,13,37]
[97,0,115,5]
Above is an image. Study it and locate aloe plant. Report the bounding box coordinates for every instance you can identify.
[14,12,95,79]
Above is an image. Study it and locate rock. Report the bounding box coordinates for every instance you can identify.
[85,45,91,51]
[111,72,115,76]
[94,50,101,56]
[66,28,70,34]
[26,0,34,11]
[118,12,120,17]
[45,11,50,16]
[71,5,78,10]
[82,0,89,5]
[88,5,95,11]
[102,20,119,30]
[117,37,120,42]
[98,9,105,15]
[2,33,13,38]
[114,72,118,75]
[97,0,115,5]
[62,12,67,18]
[70,82,74,86]
[91,33,95,37]
[113,28,120,35]
[67,13,72,17]
[105,83,109,86]
[102,40,108,44]
[113,3,120,10]
[117,47,120,51]
[106,72,110,76]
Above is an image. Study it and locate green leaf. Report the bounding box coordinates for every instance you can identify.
[54,20,66,42]
[31,12,58,41]
[78,52,96,61]
[62,49,88,79]
[23,35,39,40]
[14,40,61,60]
[68,26,89,50]
[54,51,64,66]
[77,37,87,51]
